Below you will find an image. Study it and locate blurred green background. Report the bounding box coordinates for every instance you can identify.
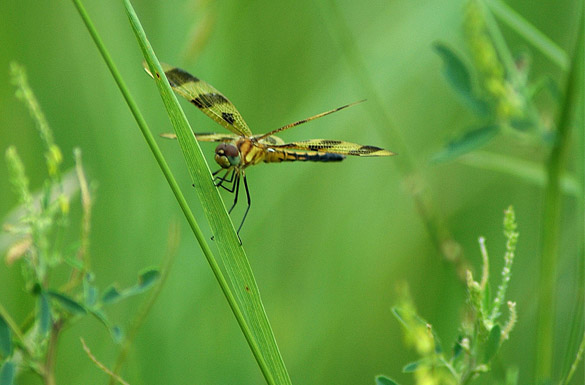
[0,0,582,384]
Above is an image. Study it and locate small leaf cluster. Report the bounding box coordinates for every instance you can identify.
[433,0,560,163]
[0,63,159,385]
[378,206,519,385]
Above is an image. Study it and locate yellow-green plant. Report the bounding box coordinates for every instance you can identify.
[378,206,519,385]
[0,63,159,385]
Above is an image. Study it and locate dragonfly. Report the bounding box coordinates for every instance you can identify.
[145,63,395,236]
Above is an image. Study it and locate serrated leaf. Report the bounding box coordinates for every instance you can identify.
[484,324,502,363]
[101,286,122,304]
[433,42,489,116]
[376,375,400,385]
[433,124,499,163]
[47,290,87,315]
[38,291,51,335]
[0,316,12,358]
[0,360,15,385]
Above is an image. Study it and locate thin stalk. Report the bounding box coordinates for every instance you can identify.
[70,0,276,383]
[486,0,569,70]
[535,17,583,382]
[121,2,290,383]
[109,222,180,384]
[478,0,520,86]
[322,0,468,281]
[561,331,585,385]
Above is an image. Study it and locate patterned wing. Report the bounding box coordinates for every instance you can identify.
[269,139,395,157]
[160,132,239,142]
[144,63,252,137]
[254,134,285,145]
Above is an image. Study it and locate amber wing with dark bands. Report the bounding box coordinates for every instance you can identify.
[160,132,240,142]
[269,139,395,157]
[145,63,252,137]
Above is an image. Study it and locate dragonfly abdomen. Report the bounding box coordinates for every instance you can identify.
[264,150,345,163]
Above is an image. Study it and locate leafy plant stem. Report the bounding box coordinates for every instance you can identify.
[535,16,583,382]
[486,0,569,70]
[43,320,62,385]
[71,0,282,383]
[109,222,180,385]
[478,0,520,86]
[0,303,27,351]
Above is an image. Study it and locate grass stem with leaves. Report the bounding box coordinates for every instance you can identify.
[71,0,291,383]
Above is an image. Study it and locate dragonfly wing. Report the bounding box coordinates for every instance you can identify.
[255,134,285,145]
[160,132,240,142]
[144,63,253,137]
[270,139,395,157]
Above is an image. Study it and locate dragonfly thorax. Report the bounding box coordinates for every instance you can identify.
[215,143,241,169]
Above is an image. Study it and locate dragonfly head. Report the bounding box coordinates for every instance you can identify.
[214,143,241,169]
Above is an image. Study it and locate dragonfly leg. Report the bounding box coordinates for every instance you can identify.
[215,169,237,192]
[227,172,241,214]
[236,174,251,237]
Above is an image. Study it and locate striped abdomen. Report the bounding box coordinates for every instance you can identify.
[263,150,345,163]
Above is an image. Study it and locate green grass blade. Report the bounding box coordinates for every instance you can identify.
[486,0,569,70]
[121,1,291,384]
[535,14,583,382]
[72,0,290,383]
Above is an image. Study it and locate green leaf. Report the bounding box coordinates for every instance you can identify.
[87,308,122,343]
[101,286,122,305]
[509,118,536,131]
[47,290,87,315]
[101,269,159,305]
[453,336,463,360]
[111,325,123,343]
[83,273,98,307]
[376,375,400,385]
[0,360,15,385]
[433,42,489,116]
[484,324,502,363]
[0,316,12,358]
[432,124,499,163]
[137,268,160,290]
[123,268,160,297]
[38,291,51,335]
[403,360,422,373]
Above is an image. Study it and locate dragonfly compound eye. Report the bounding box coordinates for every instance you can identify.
[215,143,241,168]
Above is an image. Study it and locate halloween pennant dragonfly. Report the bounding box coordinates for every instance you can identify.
[145,63,395,236]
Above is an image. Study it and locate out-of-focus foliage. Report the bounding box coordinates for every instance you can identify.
[382,206,519,385]
[0,0,581,384]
